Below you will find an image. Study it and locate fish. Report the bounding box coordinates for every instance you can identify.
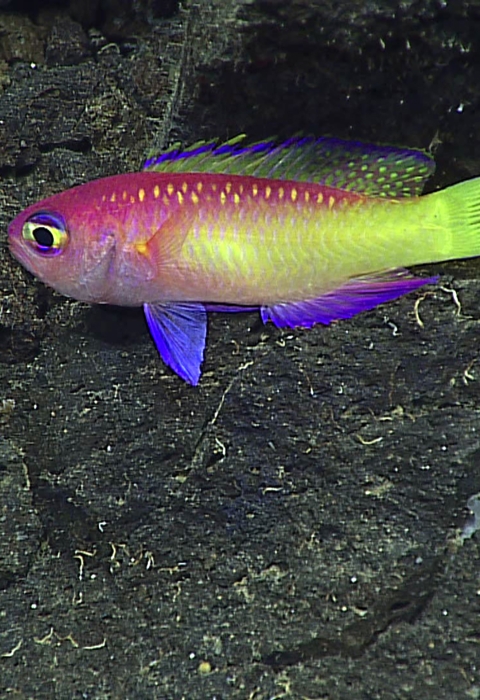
[7,135,480,384]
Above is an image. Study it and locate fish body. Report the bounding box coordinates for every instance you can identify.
[8,136,480,383]
[10,171,434,306]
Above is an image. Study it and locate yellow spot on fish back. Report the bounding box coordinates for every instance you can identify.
[233,193,240,205]
[191,192,199,204]
[304,191,310,202]
[328,195,335,209]
[278,187,284,200]
[122,191,128,201]
[167,183,174,196]
[252,184,258,196]
[153,185,160,199]
[317,192,323,204]
[110,192,116,203]
[138,188,145,203]
[130,195,135,204]
[101,194,106,203]
[291,188,297,202]
[239,183,244,194]
[177,191,184,204]
[163,194,169,206]
[182,182,188,194]
[225,182,232,194]
[220,191,226,204]
[197,181,203,193]
[265,186,271,199]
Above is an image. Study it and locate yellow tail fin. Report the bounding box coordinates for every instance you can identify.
[438,176,480,260]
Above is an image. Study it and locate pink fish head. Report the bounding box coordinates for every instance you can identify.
[8,182,123,305]
[8,174,171,306]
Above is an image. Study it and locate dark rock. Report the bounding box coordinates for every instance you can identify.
[1,1,480,698]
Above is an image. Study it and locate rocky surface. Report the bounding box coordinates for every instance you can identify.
[1,1,480,697]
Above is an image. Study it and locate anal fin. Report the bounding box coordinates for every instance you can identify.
[261,270,438,328]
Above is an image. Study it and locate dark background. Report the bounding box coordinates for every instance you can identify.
[1,1,480,697]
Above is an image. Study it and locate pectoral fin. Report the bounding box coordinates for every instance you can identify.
[261,270,438,328]
[144,302,207,385]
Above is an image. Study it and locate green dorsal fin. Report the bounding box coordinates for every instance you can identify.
[143,135,435,198]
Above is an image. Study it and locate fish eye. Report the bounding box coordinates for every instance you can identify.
[22,212,68,255]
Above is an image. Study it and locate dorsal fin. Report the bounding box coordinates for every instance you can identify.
[143,135,435,198]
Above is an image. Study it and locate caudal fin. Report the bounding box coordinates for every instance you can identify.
[440,176,480,260]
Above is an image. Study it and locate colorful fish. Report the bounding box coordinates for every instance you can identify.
[7,135,480,384]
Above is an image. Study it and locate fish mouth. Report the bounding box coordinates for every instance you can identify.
[8,230,41,276]
[8,228,23,256]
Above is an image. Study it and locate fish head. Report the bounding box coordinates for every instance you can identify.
[8,182,130,305]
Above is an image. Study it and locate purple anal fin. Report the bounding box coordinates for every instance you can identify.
[261,270,438,328]
[144,302,207,385]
